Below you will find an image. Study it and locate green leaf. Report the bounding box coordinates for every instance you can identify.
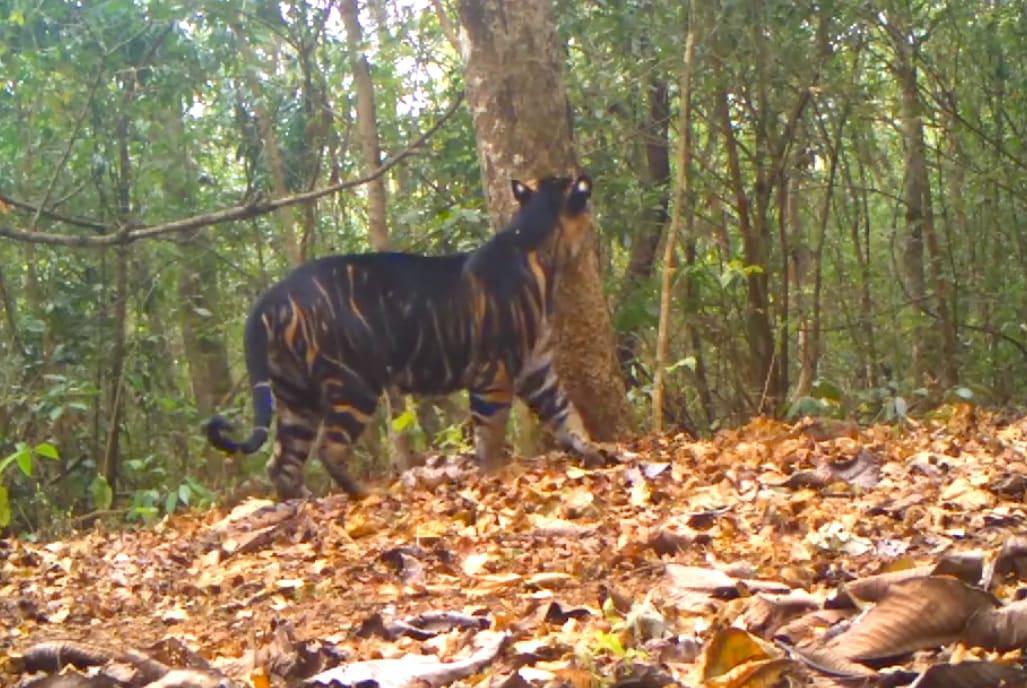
[165,490,178,515]
[34,443,60,460]
[810,379,844,402]
[893,396,908,419]
[90,475,113,510]
[0,486,10,528]
[15,447,33,477]
[391,408,416,433]
[178,483,192,506]
[593,630,627,657]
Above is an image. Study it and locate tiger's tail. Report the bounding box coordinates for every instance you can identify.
[205,309,274,454]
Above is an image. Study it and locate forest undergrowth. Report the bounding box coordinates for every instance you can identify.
[5,404,1027,687]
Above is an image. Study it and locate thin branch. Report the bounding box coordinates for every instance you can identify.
[0,93,465,248]
[430,0,460,51]
[29,65,107,230]
[0,261,25,355]
[0,191,107,230]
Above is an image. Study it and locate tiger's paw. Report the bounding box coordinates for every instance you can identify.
[577,442,621,469]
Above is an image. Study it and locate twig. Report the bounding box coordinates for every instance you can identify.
[0,93,465,248]
[0,191,107,230]
[28,65,108,232]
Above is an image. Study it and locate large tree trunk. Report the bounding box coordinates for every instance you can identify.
[457,0,628,442]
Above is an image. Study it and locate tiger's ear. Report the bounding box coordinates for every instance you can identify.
[565,173,592,215]
[512,179,533,206]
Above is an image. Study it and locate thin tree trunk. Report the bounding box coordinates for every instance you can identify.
[889,17,958,391]
[341,0,414,471]
[457,0,629,443]
[0,262,23,354]
[617,67,671,383]
[653,0,697,433]
[340,0,389,249]
[162,107,233,481]
[102,103,133,491]
[231,22,303,267]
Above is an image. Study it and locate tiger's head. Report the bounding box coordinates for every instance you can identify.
[511,173,593,264]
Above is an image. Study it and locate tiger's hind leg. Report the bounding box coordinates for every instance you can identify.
[470,383,513,472]
[317,378,378,499]
[267,404,319,500]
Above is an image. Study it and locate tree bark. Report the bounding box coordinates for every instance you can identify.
[231,22,303,267]
[653,0,696,433]
[617,67,671,383]
[891,23,958,391]
[457,0,628,442]
[102,102,133,492]
[341,0,415,470]
[340,0,390,249]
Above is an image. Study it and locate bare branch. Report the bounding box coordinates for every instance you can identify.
[0,93,464,249]
[0,191,107,230]
[430,0,461,51]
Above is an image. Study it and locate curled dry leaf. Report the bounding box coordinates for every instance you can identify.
[780,449,881,492]
[962,598,1027,652]
[306,630,508,688]
[740,590,821,638]
[700,627,775,681]
[822,576,998,662]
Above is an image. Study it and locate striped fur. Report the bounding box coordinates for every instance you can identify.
[205,174,601,499]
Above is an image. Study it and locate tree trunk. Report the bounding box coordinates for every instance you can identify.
[617,67,671,383]
[231,22,303,267]
[161,107,234,481]
[341,0,414,470]
[340,0,389,249]
[653,0,696,433]
[102,104,133,491]
[457,0,628,442]
[890,18,958,391]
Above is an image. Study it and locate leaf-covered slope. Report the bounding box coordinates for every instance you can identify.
[5,405,1027,687]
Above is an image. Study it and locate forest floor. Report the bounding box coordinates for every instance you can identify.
[5,405,1027,688]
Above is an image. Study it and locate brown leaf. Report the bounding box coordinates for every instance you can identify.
[704,658,797,688]
[775,609,853,646]
[838,566,936,606]
[992,535,1027,583]
[741,590,821,637]
[700,627,774,681]
[824,576,998,661]
[911,660,1027,688]
[788,641,876,679]
[962,598,1027,651]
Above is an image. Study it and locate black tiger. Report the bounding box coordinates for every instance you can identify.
[205,173,605,500]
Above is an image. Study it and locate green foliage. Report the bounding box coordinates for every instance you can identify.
[0,442,60,528]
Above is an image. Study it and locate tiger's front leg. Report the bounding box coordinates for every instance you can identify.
[469,386,513,472]
[515,354,609,468]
